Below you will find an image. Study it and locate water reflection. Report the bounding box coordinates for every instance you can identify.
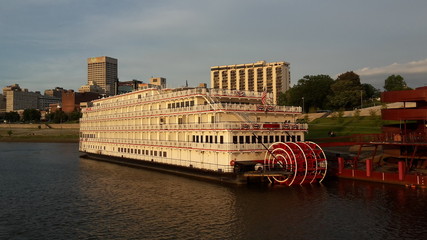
[0,143,425,240]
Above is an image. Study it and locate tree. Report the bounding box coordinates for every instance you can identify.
[23,109,41,122]
[328,71,363,110]
[361,83,380,99]
[4,112,20,123]
[384,75,410,91]
[68,111,82,122]
[49,110,68,123]
[280,75,334,112]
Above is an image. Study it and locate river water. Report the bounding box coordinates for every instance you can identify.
[0,143,426,240]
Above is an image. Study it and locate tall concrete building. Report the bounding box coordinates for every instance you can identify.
[210,60,290,104]
[87,56,118,96]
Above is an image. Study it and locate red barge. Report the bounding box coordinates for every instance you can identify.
[321,86,427,188]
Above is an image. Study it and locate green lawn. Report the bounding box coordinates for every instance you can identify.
[306,116,385,140]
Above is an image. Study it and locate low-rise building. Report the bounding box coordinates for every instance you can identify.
[79,81,105,94]
[44,87,64,99]
[62,90,100,113]
[5,88,41,112]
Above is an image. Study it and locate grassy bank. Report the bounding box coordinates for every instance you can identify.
[306,116,385,140]
[0,124,79,143]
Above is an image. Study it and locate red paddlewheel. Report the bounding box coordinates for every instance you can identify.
[263,141,327,186]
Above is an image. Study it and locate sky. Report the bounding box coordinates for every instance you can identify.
[1,0,426,93]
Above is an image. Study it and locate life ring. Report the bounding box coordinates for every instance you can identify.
[230,160,236,166]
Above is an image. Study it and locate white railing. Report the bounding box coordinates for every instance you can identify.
[80,103,302,122]
[81,137,267,152]
[83,88,278,112]
[79,122,308,131]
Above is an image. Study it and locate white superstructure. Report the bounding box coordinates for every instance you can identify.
[79,87,307,175]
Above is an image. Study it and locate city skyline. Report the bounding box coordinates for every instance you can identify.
[1,0,427,92]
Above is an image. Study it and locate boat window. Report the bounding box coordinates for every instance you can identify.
[252,135,257,143]
[220,136,224,144]
[297,135,301,142]
[264,136,268,143]
[210,136,213,143]
[275,136,280,142]
[233,136,238,144]
[270,136,274,143]
[246,136,250,143]
[239,136,244,144]
[215,136,218,143]
[281,136,285,142]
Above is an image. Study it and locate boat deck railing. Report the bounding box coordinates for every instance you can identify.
[80,122,308,131]
[82,103,301,121]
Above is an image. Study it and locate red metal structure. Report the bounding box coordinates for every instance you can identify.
[324,87,427,187]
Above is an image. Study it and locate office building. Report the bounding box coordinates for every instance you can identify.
[87,56,118,96]
[3,84,41,112]
[210,60,290,104]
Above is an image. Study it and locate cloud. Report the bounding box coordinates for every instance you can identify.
[356,59,427,76]
[354,59,427,89]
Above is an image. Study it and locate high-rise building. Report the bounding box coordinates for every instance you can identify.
[87,56,118,96]
[210,60,290,104]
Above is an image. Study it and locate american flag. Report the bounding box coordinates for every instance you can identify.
[261,88,267,105]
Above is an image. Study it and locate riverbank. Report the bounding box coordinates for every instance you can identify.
[0,123,79,143]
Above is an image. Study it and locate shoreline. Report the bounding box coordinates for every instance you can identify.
[0,123,79,143]
[0,137,78,143]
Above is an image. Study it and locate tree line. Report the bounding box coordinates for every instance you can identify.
[2,109,82,123]
[278,72,410,112]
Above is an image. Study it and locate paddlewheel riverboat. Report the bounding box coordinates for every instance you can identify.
[79,87,327,185]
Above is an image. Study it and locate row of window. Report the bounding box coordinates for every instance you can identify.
[233,135,301,144]
[118,147,167,157]
[191,134,301,144]
[167,101,195,109]
[192,135,225,144]
[81,133,96,138]
[86,145,105,150]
